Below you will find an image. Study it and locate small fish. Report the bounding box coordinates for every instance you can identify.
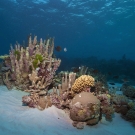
[109,82,115,85]
[55,46,62,52]
[64,48,67,52]
[72,67,79,73]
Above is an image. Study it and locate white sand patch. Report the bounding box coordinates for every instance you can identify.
[0,86,135,135]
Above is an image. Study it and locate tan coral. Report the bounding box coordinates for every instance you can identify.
[71,75,95,93]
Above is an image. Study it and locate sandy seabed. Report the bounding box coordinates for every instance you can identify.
[0,86,135,135]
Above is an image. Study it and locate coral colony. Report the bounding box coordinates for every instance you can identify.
[0,35,135,129]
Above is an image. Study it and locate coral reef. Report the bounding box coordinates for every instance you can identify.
[71,75,95,94]
[1,35,61,109]
[93,81,109,94]
[50,72,76,109]
[77,66,88,77]
[22,94,39,108]
[126,108,135,120]
[1,34,135,130]
[97,93,114,120]
[6,36,60,91]
[111,94,135,119]
[58,72,76,94]
[111,95,129,106]
[2,71,12,89]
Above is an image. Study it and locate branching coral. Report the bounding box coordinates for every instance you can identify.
[2,70,12,89]
[48,72,76,109]
[1,35,61,110]
[2,36,61,91]
[97,93,114,121]
[58,72,76,94]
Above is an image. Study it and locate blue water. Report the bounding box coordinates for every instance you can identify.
[0,0,135,60]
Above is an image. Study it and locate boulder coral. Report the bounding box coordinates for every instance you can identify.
[70,92,100,128]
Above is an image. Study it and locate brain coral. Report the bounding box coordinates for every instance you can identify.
[71,75,95,93]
